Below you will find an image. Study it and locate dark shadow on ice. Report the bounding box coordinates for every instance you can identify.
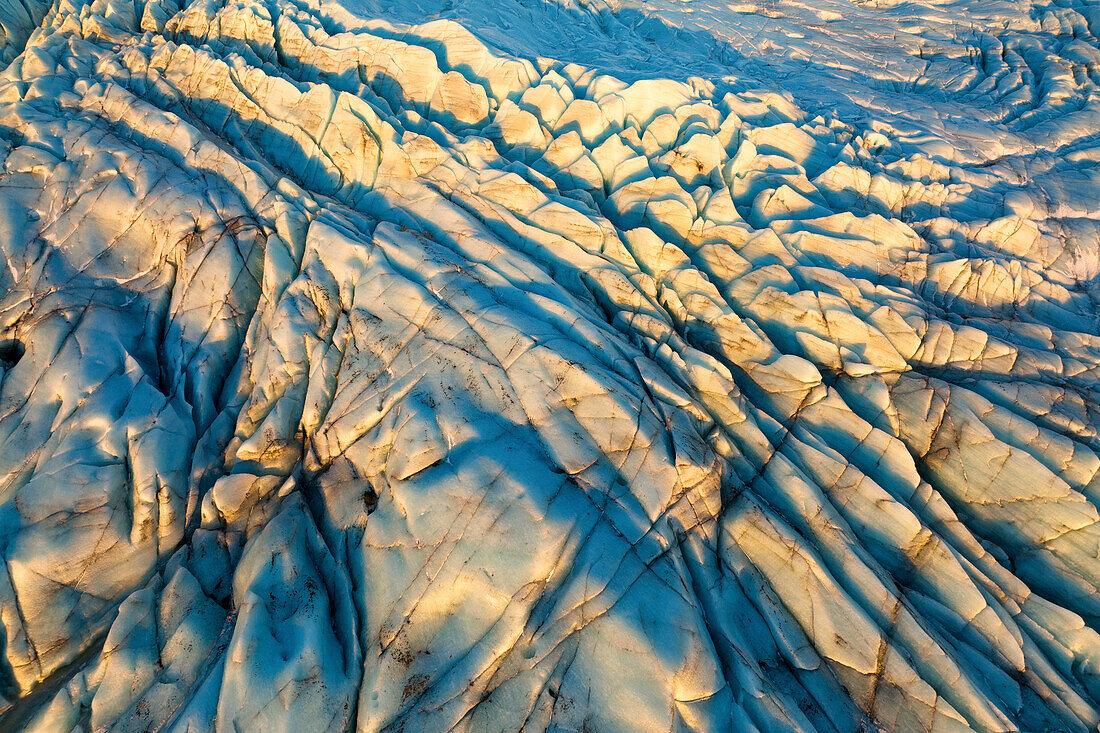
[0,339,23,367]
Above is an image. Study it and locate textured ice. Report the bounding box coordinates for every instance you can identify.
[1,0,1100,729]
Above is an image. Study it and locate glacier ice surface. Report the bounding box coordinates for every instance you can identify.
[1,0,1100,729]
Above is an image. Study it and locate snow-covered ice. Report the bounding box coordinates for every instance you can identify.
[0,0,1099,728]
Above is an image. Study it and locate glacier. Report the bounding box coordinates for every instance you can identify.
[1,0,1100,728]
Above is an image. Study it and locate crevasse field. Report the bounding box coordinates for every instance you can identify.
[0,0,1099,728]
